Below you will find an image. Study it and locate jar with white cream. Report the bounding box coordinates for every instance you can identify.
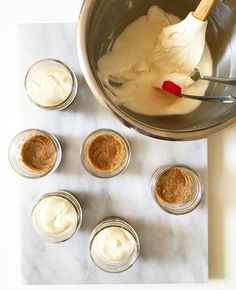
[25,59,78,110]
[31,191,82,243]
[89,217,140,273]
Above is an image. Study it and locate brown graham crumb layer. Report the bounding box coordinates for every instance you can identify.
[20,134,56,173]
[156,167,193,204]
[87,133,126,172]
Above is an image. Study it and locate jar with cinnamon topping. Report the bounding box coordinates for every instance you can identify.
[81,129,131,178]
[151,165,203,215]
[9,129,62,178]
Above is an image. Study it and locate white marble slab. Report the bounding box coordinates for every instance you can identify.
[17,24,208,284]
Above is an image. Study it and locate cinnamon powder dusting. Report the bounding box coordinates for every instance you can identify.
[87,133,126,172]
[20,134,56,173]
[156,167,193,204]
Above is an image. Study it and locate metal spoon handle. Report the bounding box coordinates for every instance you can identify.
[202,76,236,86]
[180,94,236,104]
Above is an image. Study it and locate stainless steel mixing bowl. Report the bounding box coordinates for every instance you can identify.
[77,0,236,140]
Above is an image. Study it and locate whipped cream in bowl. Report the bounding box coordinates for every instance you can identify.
[31,191,82,243]
[98,5,213,117]
[78,0,236,140]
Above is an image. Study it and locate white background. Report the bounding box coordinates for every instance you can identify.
[0,0,235,289]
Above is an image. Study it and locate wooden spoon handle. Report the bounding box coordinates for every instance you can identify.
[193,0,217,21]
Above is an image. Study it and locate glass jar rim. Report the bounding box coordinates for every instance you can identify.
[31,191,82,243]
[24,58,78,111]
[80,128,131,178]
[8,128,62,179]
[151,164,204,215]
[89,217,140,273]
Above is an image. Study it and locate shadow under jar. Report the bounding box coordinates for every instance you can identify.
[81,129,131,178]
[89,217,140,273]
[8,129,62,178]
[151,165,204,215]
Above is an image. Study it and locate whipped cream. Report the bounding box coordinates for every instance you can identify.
[26,60,73,107]
[151,12,208,74]
[32,196,78,237]
[91,227,136,263]
[98,6,213,116]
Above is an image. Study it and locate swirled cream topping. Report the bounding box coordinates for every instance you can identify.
[33,196,78,237]
[26,61,73,107]
[98,5,213,116]
[91,227,136,263]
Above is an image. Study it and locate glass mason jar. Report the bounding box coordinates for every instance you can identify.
[89,217,140,273]
[151,165,204,215]
[81,129,131,178]
[31,191,82,243]
[8,129,62,178]
[25,59,78,110]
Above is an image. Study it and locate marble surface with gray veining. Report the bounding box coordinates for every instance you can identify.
[17,24,208,284]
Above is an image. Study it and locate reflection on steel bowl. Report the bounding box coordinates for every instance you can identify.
[77,0,236,141]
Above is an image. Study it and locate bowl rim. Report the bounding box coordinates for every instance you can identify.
[77,0,236,141]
